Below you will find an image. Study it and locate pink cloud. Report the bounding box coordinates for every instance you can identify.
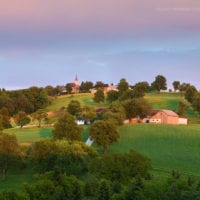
[0,0,199,38]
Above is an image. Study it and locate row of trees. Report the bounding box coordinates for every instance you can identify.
[0,87,50,116]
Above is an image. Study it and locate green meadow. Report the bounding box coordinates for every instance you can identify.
[110,124,200,177]
[4,127,52,143]
[47,93,108,112]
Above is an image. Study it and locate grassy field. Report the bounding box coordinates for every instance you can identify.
[145,92,199,120]
[4,127,53,143]
[109,124,200,177]
[145,92,181,111]
[47,93,108,112]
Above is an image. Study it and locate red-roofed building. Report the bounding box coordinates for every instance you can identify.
[148,110,188,125]
[68,75,80,93]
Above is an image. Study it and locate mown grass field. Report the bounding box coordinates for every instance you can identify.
[4,127,53,143]
[110,124,200,177]
[47,93,108,112]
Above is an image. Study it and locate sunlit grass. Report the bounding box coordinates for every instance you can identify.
[110,124,200,176]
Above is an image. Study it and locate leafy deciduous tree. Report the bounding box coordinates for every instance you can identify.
[90,120,119,153]
[67,100,81,116]
[151,75,167,92]
[81,106,96,123]
[117,78,130,99]
[172,81,180,92]
[185,85,197,103]
[32,109,48,128]
[132,82,149,98]
[192,93,200,114]
[0,133,24,180]
[94,88,105,103]
[66,83,73,94]
[177,100,190,116]
[53,113,83,141]
[106,90,119,103]
[14,111,31,128]
[123,98,151,122]
[80,81,94,93]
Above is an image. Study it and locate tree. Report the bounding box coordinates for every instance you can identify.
[45,85,56,96]
[151,75,167,92]
[14,111,31,128]
[132,82,149,98]
[0,191,29,200]
[67,100,81,116]
[117,78,129,98]
[66,83,72,94]
[31,139,96,175]
[90,120,119,153]
[98,180,111,200]
[32,109,48,128]
[192,93,200,114]
[172,81,180,92]
[0,107,11,129]
[94,88,105,103]
[185,85,197,103]
[95,81,105,89]
[0,133,22,180]
[81,106,96,123]
[179,83,190,93]
[90,150,151,182]
[106,90,119,103]
[80,81,94,93]
[104,103,126,126]
[177,100,190,116]
[24,87,49,112]
[0,116,3,131]
[53,113,83,141]
[123,98,151,122]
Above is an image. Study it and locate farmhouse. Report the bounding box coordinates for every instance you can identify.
[90,84,118,94]
[147,110,188,125]
[124,109,188,125]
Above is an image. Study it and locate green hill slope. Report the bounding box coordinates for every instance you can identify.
[47,92,199,122]
[110,124,200,177]
[47,93,107,112]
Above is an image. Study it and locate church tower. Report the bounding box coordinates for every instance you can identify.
[74,74,79,86]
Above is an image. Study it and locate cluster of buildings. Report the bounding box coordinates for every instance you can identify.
[124,109,188,125]
[64,75,118,94]
[68,75,188,125]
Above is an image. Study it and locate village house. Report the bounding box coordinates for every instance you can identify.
[90,84,118,94]
[124,109,188,125]
[146,109,188,125]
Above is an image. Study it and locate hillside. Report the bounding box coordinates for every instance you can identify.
[46,93,108,112]
[110,124,200,177]
[47,92,199,122]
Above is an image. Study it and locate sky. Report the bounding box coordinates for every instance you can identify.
[0,0,200,90]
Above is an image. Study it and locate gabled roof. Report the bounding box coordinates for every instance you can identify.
[162,110,179,117]
[150,109,178,117]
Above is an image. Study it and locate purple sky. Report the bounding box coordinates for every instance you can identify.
[0,0,200,90]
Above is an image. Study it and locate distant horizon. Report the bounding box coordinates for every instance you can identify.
[2,73,199,91]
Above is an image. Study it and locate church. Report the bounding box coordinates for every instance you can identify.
[69,75,80,93]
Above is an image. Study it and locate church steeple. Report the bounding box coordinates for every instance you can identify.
[74,74,78,86]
